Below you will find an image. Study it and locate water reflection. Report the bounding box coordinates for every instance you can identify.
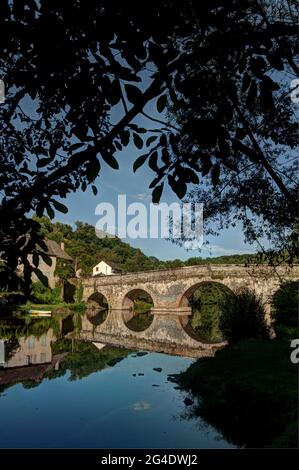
[0,315,234,449]
[0,329,55,368]
[86,306,109,326]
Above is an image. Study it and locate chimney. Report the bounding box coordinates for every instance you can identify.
[60,241,65,251]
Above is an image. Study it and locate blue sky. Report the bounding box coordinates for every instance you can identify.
[53,136,257,261]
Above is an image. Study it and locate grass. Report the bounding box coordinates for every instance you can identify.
[17,301,86,314]
[178,339,298,448]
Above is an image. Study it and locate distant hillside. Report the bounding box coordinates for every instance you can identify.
[34,216,259,276]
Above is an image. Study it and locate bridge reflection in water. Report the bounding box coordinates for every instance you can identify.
[80,264,299,358]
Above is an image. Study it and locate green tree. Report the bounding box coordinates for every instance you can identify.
[54,260,75,301]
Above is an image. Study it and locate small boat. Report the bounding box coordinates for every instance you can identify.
[29,310,52,317]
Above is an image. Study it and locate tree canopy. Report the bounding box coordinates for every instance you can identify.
[0,0,298,288]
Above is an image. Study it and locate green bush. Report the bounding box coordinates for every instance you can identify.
[220,289,270,344]
[271,281,298,338]
[30,281,60,304]
[74,282,84,303]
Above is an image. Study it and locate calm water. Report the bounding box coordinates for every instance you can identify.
[0,318,233,449]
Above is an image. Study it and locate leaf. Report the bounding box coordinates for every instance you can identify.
[133,133,143,149]
[149,151,159,172]
[133,153,148,172]
[86,157,101,182]
[202,157,213,176]
[34,268,49,287]
[211,163,221,186]
[69,142,85,152]
[32,146,48,156]
[168,175,187,199]
[52,200,68,214]
[46,203,55,220]
[125,84,143,104]
[32,252,39,268]
[161,148,170,165]
[110,79,121,106]
[101,150,119,169]
[92,185,98,195]
[37,157,51,168]
[149,172,165,189]
[250,57,267,78]
[267,52,284,71]
[130,124,146,133]
[157,94,167,113]
[262,75,280,91]
[152,183,164,203]
[40,252,52,267]
[260,83,274,112]
[183,168,199,184]
[114,140,122,151]
[146,136,158,147]
[120,130,130,146]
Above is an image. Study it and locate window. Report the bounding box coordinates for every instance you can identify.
[40,335,47,347]
[40,353,47,363]
[28,337,35,349]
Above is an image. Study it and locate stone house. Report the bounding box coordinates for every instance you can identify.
[19,239,73,288]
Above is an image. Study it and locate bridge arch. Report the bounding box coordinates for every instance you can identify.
[122,288,154,332]
[179,281,235,342]
[86,291,109,326]
[178,279,234,307]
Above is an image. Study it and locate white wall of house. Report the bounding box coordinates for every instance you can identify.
[92,261,114,276]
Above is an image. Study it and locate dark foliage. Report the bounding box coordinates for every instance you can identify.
[271,280,298,338]
[0,1,297,287]
[220,288,270,344]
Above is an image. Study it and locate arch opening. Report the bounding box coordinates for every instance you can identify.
[180,282,235,343]
[122,289,154,332]
[86,292,109,326]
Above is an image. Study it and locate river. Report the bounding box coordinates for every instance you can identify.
[0,316,234,448]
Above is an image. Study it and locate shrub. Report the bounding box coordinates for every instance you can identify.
[74,282,84,303]
[271,281,298,339]
[30,281,60,304]
[220,289,270,344]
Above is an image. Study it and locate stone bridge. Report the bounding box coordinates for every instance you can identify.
[79,264,299,358]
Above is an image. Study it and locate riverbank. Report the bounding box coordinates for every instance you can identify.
[178,339,298,448]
